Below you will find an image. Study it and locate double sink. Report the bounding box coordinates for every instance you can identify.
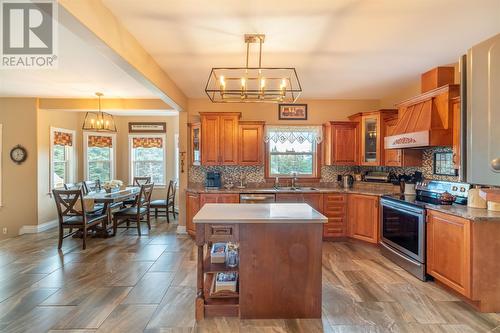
[274,187,318,191]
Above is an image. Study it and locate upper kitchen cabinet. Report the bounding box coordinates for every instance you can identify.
[324,121,359,166]
[238,121,265,165]
[451,96,461,170]
[189,123,201,166]
[383,116,423,167]
[349,110,398,166]
[200,112,241,166]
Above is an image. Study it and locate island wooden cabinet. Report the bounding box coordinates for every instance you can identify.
[238,121,265,165]
[186,191,200,236]
[200,112,240,166]
[426,210,471,297]
[347,194,379,243]
[324,121,359,165]
[323,194,347,238]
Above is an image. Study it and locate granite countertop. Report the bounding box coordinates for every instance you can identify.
[425,204,500,222]
[186,184,398,197]
[193,203,328,224]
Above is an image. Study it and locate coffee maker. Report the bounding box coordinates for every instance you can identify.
[205,171,222,189]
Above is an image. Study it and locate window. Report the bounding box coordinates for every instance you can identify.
[50,127,75,189]
[265,126,322,178]
[84,132,116,182]
[129,135,166,185]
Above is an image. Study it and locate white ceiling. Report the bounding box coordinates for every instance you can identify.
[0,21,157,98]
[102,0,500,99]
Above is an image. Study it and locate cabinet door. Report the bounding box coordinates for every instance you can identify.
[238,123,263,165]
[384,149,402,166]
[200,193,219,207]
[427,210,471,297]
[186,192,200,237]
[190,123,201,166]
[323,194,346,238]
[347,194,379,243]
[201,115,219,165]
[276,193,304,203]
[219,115,239,165]
[217,194,240,203]
[331,122,358,165]
[361,115,381,166]
[452,98,461,170]
[303,193,323,212]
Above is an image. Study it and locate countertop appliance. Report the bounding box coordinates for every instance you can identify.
[342,175,354,188]
[364,171,390,183]
[380,180,470,281]
[239,193,276,203]
[205,171,222,189]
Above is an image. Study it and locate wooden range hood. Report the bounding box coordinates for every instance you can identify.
[385,84,459,149]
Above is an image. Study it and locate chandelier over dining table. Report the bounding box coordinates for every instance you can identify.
[205,34,302,103]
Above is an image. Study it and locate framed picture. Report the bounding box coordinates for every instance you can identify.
[434,152,457,176]
[128,122,166,133]
[278,104,307,120]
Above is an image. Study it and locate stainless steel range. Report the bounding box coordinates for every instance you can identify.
[380,180,470,281]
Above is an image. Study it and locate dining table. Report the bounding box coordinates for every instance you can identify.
[85,186,141,237]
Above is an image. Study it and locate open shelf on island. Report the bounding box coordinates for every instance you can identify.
[204,272,239,300]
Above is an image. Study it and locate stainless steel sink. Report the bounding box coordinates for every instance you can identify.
[275,187,318,191]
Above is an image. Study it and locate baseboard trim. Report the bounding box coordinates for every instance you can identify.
[19,219,58,235]
[176,225,187,235]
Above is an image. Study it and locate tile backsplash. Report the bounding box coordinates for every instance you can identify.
[189,147,459,184]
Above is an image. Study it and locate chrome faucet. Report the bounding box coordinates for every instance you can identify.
[291,172,298,189]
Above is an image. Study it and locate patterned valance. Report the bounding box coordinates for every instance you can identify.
[88,135,113,148]
[54,131,73,146]
[264,125,323,144]
[133,137,163,149]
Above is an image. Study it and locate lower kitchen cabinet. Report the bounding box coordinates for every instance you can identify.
[200,193,240,206]
[347,194,379,243]
[323,194,347,238]
[186,191,200,237]
[426,210,471,298]
[276,193,323,212]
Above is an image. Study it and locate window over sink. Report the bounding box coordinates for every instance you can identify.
[265,126,322,178]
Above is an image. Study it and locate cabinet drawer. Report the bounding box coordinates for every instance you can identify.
[205,224,239,243]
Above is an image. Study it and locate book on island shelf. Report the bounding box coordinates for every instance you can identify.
[210,242,226,264]
[213,272,238,293]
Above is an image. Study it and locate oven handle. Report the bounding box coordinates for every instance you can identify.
[380,198,425,216]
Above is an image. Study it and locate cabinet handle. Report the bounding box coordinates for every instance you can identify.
[452,153,457,164]
[491,158,500,171]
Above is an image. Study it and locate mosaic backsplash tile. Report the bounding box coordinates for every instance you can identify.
[189,147,460,184]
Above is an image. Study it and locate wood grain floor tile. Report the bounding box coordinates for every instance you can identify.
[146,286,196,330]
[0,305,75,333]
[122,272,174,304]
[96,304,157,332]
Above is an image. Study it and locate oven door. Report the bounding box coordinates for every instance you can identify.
[380,198,425,263]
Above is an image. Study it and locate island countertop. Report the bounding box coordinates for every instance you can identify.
[193,203,328,224]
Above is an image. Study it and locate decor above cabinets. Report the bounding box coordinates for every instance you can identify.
[324,121,359,166]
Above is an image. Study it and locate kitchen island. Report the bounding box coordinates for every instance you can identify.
[193,203,327,320]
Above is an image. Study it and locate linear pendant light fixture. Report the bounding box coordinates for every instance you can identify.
[82,92,117,132]
[205,34,302,103]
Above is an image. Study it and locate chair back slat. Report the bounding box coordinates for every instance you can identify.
[137,183,154,214]
[53,189,86,223]
[133,177,151,186]
[64,183,82,191]
[83,180,101,194]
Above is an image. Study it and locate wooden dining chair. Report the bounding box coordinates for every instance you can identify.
[150,180,177,223]
[64,183,82,190]
[123,176,152,207]
[113,183,154,236]
[83,180,101,194]
[53,188,108,250]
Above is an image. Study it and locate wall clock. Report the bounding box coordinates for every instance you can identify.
[10,145,28,164]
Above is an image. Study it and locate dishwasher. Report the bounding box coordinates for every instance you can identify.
[239,193,276,203]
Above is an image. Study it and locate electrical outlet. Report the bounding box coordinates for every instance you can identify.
[2,227,7,235]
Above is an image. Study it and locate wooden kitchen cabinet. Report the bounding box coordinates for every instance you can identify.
[348,110,398,166]
[452,96,461,170]
[383,116,423,167]
[347,194,379,243]
[186,191,200,237]
[189,123,201,166]
[426,210,471,297]
[200,112,240,166]
[238,121,264,165]
[323,194,347,238]
[200,193,240,206]
[275,193,323,212]
[324,121,359,166]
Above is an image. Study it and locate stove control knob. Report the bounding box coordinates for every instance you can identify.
[460,187,466,192]
[452,186,458,191]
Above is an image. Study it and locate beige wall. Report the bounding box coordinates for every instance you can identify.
[37,109,84,225]
[0,98,39,240]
